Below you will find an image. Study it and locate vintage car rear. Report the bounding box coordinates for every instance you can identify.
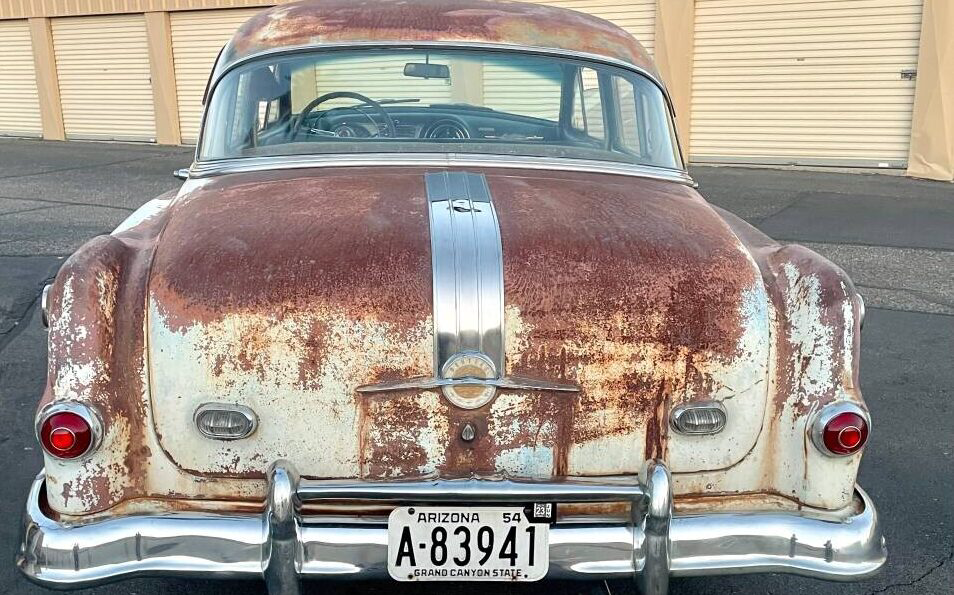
[17,1,885,593]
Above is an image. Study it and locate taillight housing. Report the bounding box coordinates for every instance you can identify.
[36,403,102,460]
[810,402,870,457]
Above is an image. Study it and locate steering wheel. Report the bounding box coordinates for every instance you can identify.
[291,91,396,139]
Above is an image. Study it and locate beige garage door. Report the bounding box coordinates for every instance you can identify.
[171,9,263,144]
[521,0,656,54]
[52,15,156,141]
[691,0,923,168]
[485,1,656,120]
[0,20,42,137]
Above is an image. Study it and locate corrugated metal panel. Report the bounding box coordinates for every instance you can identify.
[691,0,923,167]
[0,20,42,137]
[52,15,156,141]
[483,57,563,120]
[171,8,261,143]
[521,0,656,54]
[313,54,455,109]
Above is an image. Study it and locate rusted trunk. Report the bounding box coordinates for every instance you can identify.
[146,167,769,480]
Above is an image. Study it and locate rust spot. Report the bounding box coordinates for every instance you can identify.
[220,0,657,83]
[495,171,757,461]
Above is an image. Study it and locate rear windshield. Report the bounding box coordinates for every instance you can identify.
[200,48,683,170]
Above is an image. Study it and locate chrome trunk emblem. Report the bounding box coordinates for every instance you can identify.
[441,353,498,409]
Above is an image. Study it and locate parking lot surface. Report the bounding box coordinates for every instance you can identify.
[0,138,951,594]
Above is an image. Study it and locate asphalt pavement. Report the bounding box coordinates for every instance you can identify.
[0,137,951,595]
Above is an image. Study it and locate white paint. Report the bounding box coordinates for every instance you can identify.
[147,296,435,476]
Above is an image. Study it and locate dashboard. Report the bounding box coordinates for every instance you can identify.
[306,106,558,143]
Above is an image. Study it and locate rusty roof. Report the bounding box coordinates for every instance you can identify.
[219,0,657,76]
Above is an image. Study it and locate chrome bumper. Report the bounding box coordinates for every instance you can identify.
[17,461,885,594]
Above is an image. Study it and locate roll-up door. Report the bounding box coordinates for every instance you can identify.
[691,0,924,168]
[0,20,42,137]
[313,53,455,109]
[520,0,657,54]
[483,1,655,121]
[52,15,155,142]
[170,9,262,144]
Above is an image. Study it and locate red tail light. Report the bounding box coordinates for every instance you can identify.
[37,404,101,460]
[811,403,870,457]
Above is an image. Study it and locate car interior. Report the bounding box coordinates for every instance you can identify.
[201,50,682,169]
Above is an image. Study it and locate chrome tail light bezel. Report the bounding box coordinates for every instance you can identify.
[35,401,104,461]
[810,401,871,457]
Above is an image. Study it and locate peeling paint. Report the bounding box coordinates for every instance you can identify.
[40,166,868,515]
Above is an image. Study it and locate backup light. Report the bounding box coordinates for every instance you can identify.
[670,401,727,435]
[811,403,870,457]
[194,403,258,440]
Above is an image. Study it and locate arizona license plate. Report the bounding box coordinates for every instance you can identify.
[387,506,550,581]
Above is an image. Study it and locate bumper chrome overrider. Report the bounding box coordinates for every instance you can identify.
[17,460,886,594]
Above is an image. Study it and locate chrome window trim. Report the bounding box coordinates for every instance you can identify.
[194,41,687,174]
[188,153,696,187]
[34,401,104,461]
[809,402,871,458]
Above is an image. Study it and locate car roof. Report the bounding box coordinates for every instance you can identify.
[217,0,658,77]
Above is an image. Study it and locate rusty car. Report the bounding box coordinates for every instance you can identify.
[17,0,885,593]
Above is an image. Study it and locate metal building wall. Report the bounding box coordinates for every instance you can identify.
[691,0,924,168]
[0,20,43,136]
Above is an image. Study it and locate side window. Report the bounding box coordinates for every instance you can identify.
[612,74,680,167]
[571,67,604,140]
[613,77,642,155]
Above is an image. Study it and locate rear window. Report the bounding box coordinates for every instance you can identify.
[200,48,682,170]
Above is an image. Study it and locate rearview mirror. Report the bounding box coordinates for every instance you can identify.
[404,62,450,80]
[173,168,189,180]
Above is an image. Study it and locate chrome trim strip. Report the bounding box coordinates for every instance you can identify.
[17,464,886,591]
[356,376,579,393]
[40,284,52,328]
[425,171,504,374]
[188,153,695,187]
[296,476,644,502]
[357,171,581,399]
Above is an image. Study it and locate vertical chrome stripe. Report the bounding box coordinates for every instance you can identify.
[425,172,505,376]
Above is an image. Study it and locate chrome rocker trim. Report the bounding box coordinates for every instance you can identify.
[17,460,885,594]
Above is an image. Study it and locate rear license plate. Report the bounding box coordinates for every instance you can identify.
[387,506,549,581]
